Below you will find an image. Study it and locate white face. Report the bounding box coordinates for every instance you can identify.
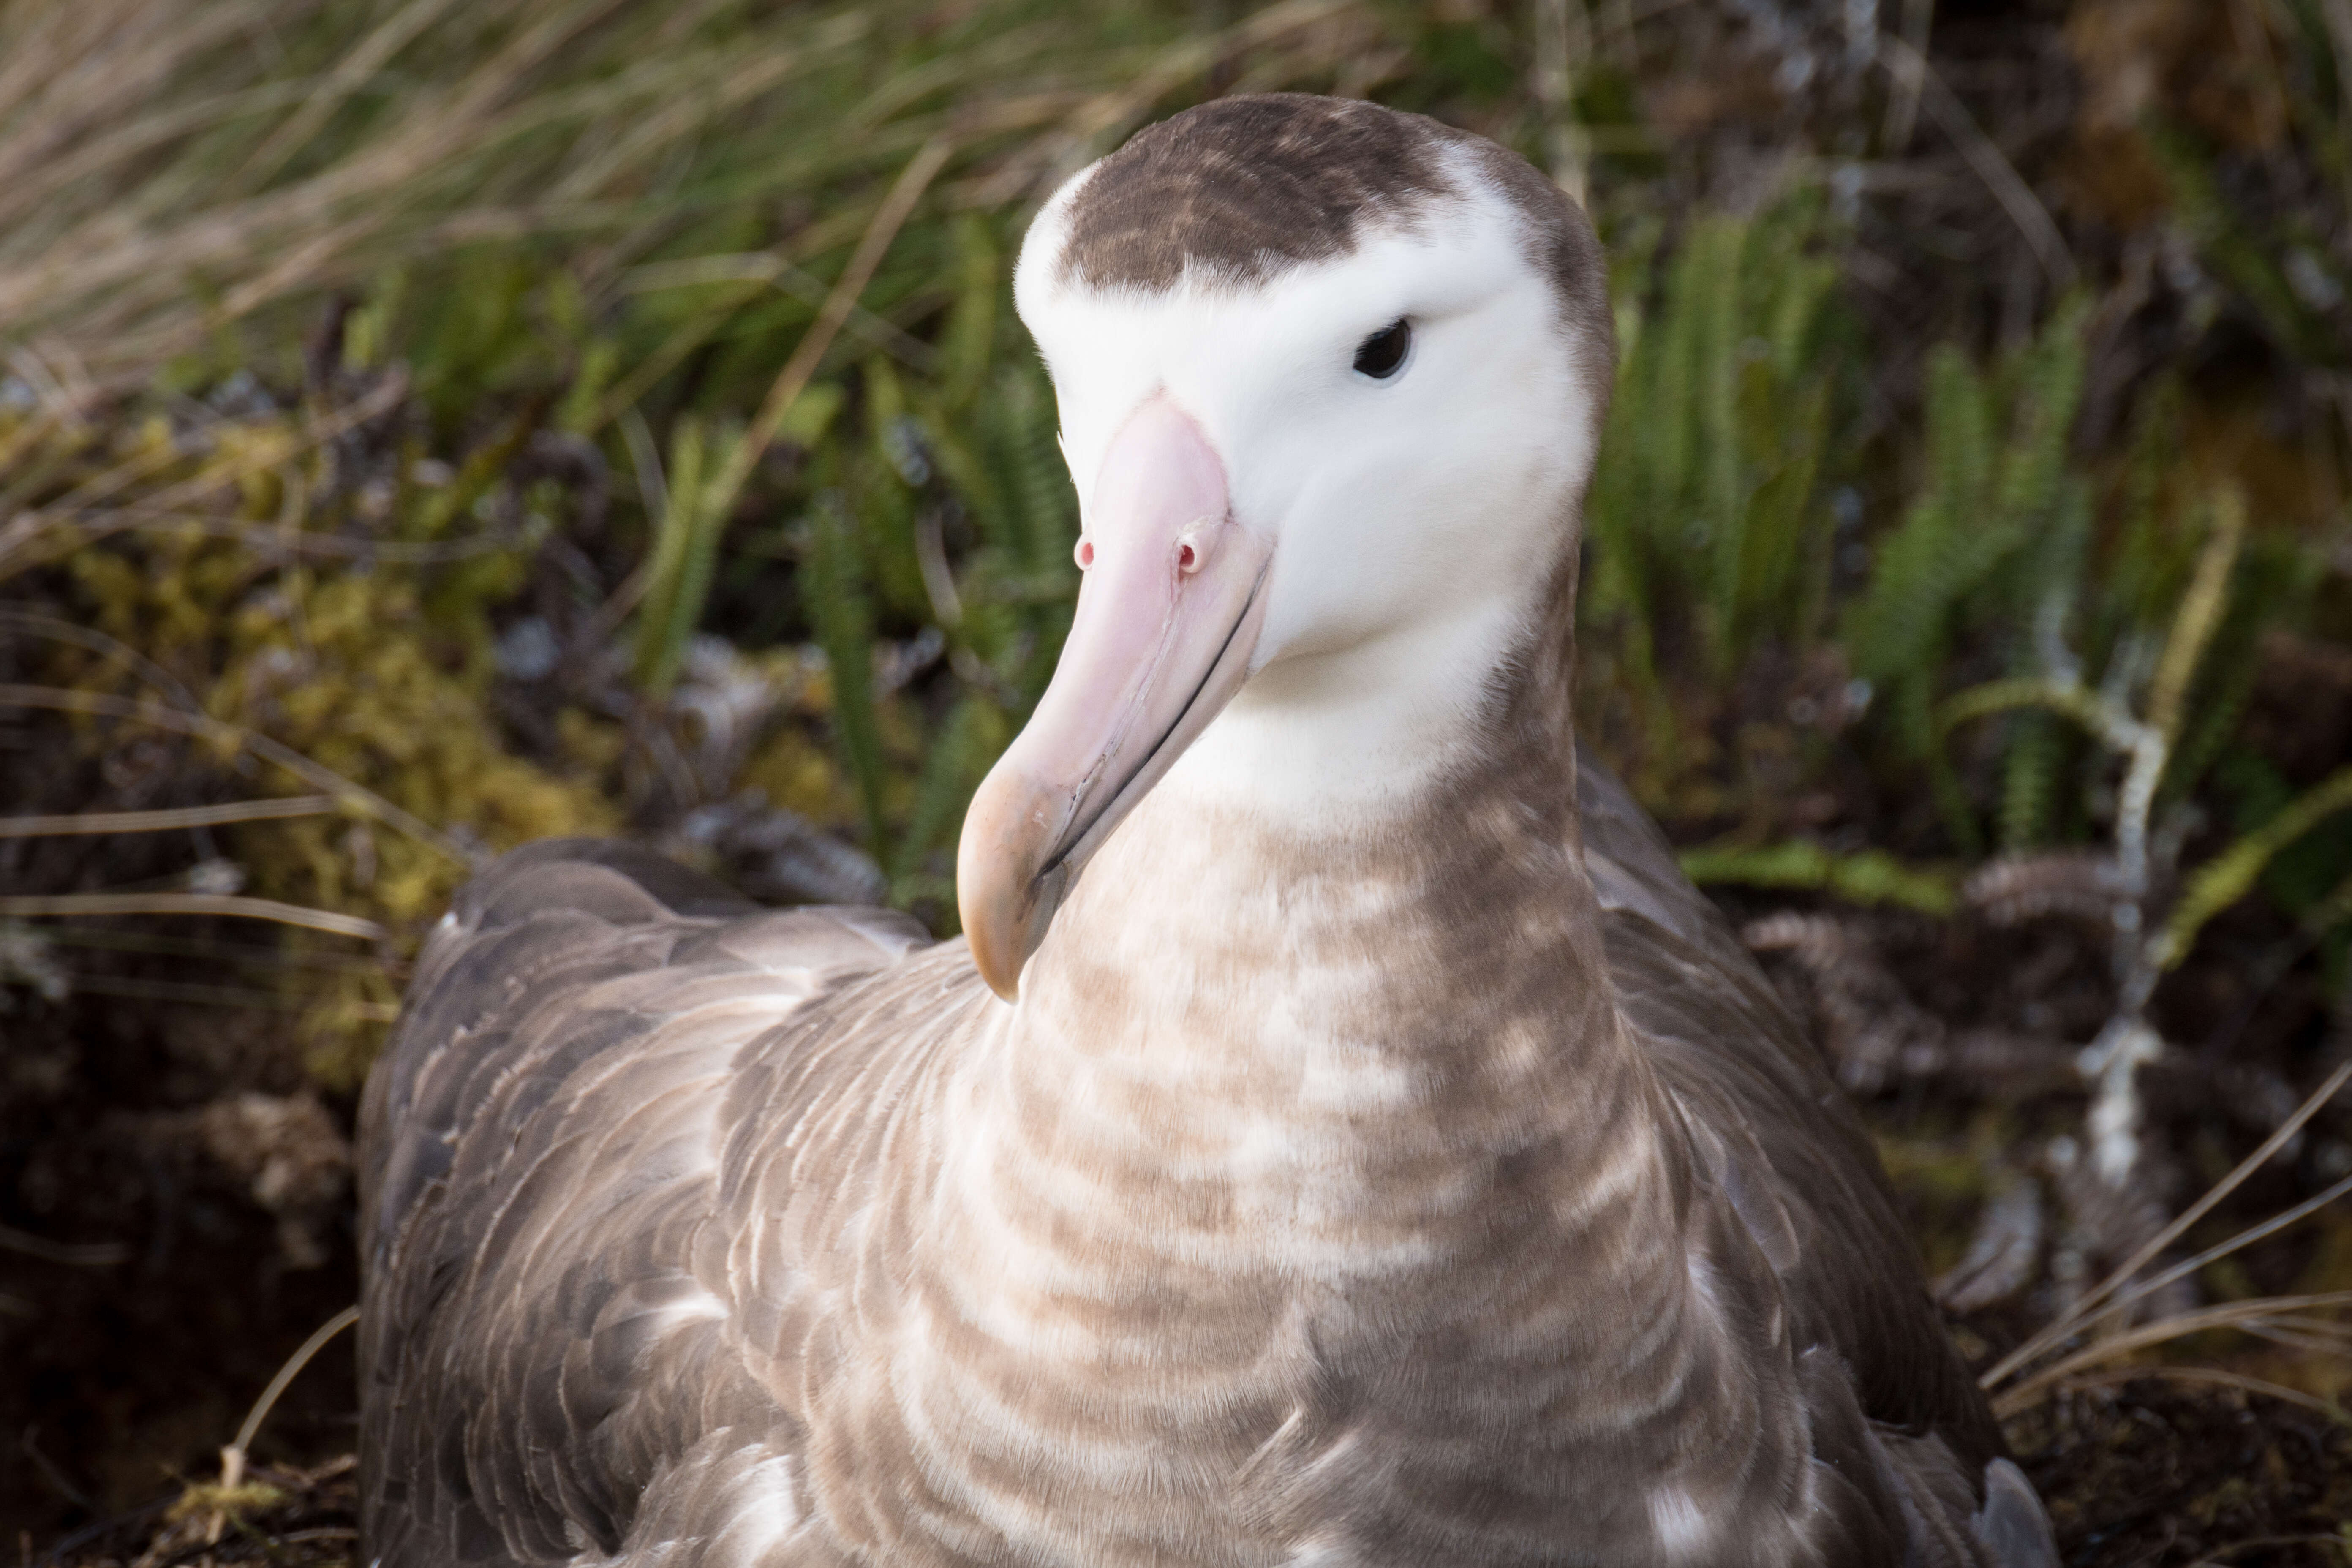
[1014,162,1601,683]
[958,152,1606,996]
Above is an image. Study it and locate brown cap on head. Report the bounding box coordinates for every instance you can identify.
[1048,94,1615,417]
[1058,94,1457,292]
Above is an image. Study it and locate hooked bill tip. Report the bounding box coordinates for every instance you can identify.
[956,783,1074,1004]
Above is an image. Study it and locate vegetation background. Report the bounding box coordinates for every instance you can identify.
[4,0,2352,1559]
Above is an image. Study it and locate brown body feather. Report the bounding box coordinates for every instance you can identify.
[359,93,2053,1568]
[360,748,2039,1565]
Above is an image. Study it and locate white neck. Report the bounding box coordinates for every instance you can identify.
[1155,581,1539,833]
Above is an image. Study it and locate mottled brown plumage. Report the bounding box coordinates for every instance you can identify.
[1060,95,1453,292]
[359,94,2056,1567]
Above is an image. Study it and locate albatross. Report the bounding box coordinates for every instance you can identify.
[358,94,2060,1568]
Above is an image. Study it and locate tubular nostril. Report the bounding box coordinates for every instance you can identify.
[1178,543,1196,572]
[1075,539,1094,570]
[1176,528,1209,574]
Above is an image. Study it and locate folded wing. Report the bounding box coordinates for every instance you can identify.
[1577,752,2052,1567]
[357,840,926,1567]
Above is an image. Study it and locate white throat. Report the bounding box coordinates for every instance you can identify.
[1158,580,1541,830]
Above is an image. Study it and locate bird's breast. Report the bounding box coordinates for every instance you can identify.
[791,784,1781,1565]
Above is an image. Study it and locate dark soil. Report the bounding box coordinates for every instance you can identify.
[2017,1381,2352,1567]
[3,989,359,1549]
[30,1456,358,1568]
[31,1377,2352,1568]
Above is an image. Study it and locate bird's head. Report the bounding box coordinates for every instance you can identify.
[957,94,1614,1000]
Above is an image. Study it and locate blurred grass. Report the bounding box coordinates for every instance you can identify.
[0,0,2349,1091]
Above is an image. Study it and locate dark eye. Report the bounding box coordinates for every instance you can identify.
[1353,318,1412,380]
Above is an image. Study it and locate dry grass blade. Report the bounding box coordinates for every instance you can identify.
[1983,1056,2352,1388]
[1880,0,1933,148]
[1990,1292,2352,1416]
[2235,1315,2352,1356]
[542,27,868,205]
[0,0,281,210]
[52,971,400,1019]
[0,682,475,865]
[63,507,525,562]
[231,1305,360,1461]
[602,131,958,687]
[2049,1167,2352,1350]
[709,133,957,509]
[0,892,387,939]
[2026,1364,2346,1419]
[0,371,407,583]
[0,608,207,713]
[618,251,940,371]
[200,1303,361,1546]
[223,0,468,198]
[1876,34,2074,291]
[0,1222,130,1267]
[0,795,338,837]
[15,924,401,975]
[587,127,952,453]
[0,78,316,230]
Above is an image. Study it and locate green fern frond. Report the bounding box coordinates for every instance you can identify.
[996,363,1078,582]
[1723,376,1830,655]
[2164,537,2301,804]
[634,414,743,694]
[1988,294,2089,531]
[1678,838,1959,916]
[1998,708,2064,851]
[2162,765,2352,968]
[936,215,1000,411]
[2146,485,2246,743]
[1939,676,2118,746]
[889,691,1004,887]
[804,490,887,849]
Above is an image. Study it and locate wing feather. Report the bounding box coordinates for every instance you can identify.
[1575,751,2004,1474]
[357,840,926,1566]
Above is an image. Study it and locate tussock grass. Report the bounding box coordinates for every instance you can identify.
[0,0,1381,389]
